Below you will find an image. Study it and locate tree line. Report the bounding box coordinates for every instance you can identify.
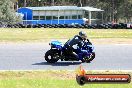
[0,0,132,24]
[18,0,132,23]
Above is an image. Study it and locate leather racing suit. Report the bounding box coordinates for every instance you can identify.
[63,35,84,60]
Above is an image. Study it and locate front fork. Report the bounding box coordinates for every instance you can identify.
[80,52,92,61]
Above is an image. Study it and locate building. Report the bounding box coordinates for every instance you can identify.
[18,6,103,25]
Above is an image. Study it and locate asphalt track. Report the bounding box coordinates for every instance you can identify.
[0,43,132,70]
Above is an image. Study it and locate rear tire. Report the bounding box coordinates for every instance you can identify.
[45,49,59,63]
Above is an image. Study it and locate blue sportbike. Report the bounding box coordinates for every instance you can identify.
[45,39,95,63]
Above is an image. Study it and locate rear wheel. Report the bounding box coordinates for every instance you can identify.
[45,49,59,63]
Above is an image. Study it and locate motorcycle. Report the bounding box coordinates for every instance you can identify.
[45,39,95,63]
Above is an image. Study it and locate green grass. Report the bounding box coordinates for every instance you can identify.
[0,71,131,88]
[1,79,131,88]
[0,28,132,42]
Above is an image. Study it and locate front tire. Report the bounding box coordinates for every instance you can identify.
[84,52,95,63]
[45,49,59,63]
[89,52,95,61]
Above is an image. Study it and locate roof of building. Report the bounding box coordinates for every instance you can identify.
[25,6,82,11]
[80,6,104,11]
[19,6,103,12]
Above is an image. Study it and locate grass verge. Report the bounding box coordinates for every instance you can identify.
[0,70,131,88]
[0,28,132,42]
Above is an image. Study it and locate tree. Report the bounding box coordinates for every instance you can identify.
[97,0,131,22]
[122,0,132,22]
[0,0,22,24]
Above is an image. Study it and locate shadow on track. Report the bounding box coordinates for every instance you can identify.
[32,62,82,66]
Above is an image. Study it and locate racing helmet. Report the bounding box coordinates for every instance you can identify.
[79,31,87,40]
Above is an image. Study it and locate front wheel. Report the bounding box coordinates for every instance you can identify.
[89,52,95,62]
[83,52,95,63]
[45,49,59,63]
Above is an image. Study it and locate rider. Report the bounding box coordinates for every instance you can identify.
[64,31,87,61]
